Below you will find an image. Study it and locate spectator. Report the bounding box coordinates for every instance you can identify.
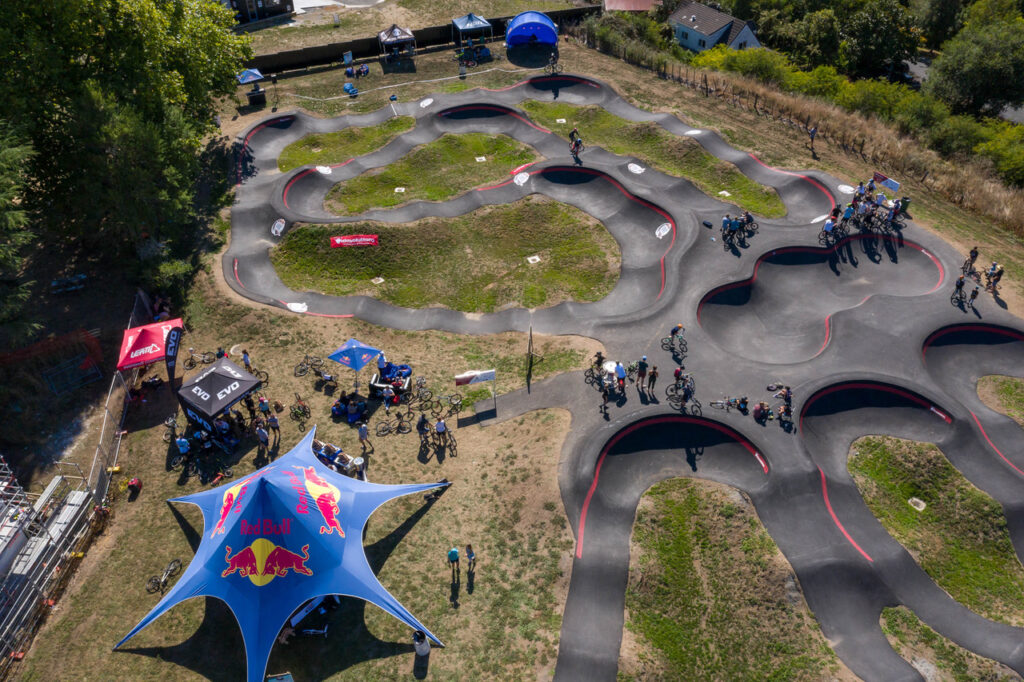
[266,413,280,443]
[381,385,396,413]
[466,544,476,571]
[242,349,252,373]
[447,546,460,573]
[636,356,648,389]
[358,421,372,453]
[243,394,256,420]
[417,413,431,443]
[256,425,269,451]
[647,366,658,392]
[175,436,190,455]
[216,347,227,359]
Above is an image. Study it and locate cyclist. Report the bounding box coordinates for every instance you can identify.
[416,413,431,443]
[866,177,876,193]
[736,396,749,413]
[721,213,731,234]
[434,418,448,445]
[669,323,684,340]
[743,210,754,227]
[773,386,792,403]
[636,356,649,385]
[729,216,743,241]
[570,136,583,156]
[954,274,966,299]
[822,217,835,236]
[842,203,855,225]
[569,127,580,144]
[548,51,558,69]
[856,181,866,197]
[592,350,605,368]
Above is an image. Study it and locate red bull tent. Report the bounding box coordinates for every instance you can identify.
[115,428,447,682]
[116,319,183,371]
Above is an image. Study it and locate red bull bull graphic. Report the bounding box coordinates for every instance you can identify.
[222,538,313,586]
[211,468,276,538]
[296,465,344,536]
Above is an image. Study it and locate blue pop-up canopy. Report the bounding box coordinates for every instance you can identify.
[237,68,264,84]
[328,338,382,372]
[114,428,447,682]
[505,11,558,47]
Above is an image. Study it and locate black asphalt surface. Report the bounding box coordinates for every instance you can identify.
[228,75,1024,681]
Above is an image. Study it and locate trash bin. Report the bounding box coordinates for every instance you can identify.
[246,88,266,106]
[900,196,911,215]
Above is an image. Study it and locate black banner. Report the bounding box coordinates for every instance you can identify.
[165,326,183,385]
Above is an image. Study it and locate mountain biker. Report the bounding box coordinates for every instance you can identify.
[670,323,684,339]
[570,137,583,155]
[569,127,580,144]
[968,247,979,265]
[729,217,743,240]
[968,286,980,308]
[955,275,966,295]
[175,436,190,455]
[822,217,835,234]
[736,396,749,413]
[842,204,855,224]
[743,211,754,226]
[722,214,731,233]
[856,181,866,197]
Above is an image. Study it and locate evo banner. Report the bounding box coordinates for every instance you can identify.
[165,326,184,384]
[330,234,379,248]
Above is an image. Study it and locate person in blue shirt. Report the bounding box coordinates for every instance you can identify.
[721,214,731,231]
[842,204,855,222]
[823,218,835,234]
[175,437,190,455]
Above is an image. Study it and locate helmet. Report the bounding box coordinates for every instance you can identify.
[642,356,647,361]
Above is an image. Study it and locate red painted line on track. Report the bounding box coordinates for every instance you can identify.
[921,325,1024,359]
[439,105,550,133]
[696,237,943,346]
[748,154,835,210]
[510,162,536,175]
[233,259,245,289]
[282,168,315,211]
[304,311,355,318]
[970,410,1024,477]
[237,116,296,185]
[575,416,766,559]
[799,381,951,432]
[818,467,874,562]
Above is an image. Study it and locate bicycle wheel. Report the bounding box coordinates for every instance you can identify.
[308,356,324,368]
[254,369,269,384]
[170,453,185,471]
[167,559,182,577]
[746,222,759,234]
[448,394,463,408]
[688,401,702,417]
[660,337,673,350]
[184,356,197,370]
[584,367,598,384]
[818,231,830,244]
[163,430,174,443]
[290,406,304,422]
[710,401,727,410]
[294,363,309,377]
[220,466,233,478]
[396,420,412,435]
[677,339,688,354]
[184,459,198,479]
[146,576,162,594]
[376,422,392,437]
[666,383,681,398]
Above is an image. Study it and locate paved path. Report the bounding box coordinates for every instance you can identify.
[229,75,1024,680]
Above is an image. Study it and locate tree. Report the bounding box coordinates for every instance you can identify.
[912,0,964,48]
[838,0,921,78]
[0,0,250,247]
[0,122,38,345]
[925,18,1024,116]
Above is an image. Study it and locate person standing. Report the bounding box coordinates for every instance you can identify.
[242,349,252,373]
[255,424,269,453]
[266,413,280,445]
[358,421,372,453]
[447,546,460,574]
[600,382,610,413]
[381,385,395,413]
[808,125,817,151]
[968,286,980,309]
[647,366,658,392]
[614,362,626,393]
[636,356,648,390]
[465,544,476,572]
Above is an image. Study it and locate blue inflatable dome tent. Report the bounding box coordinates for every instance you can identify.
[505,11,558,47]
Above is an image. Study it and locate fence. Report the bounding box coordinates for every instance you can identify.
[564,26,1024,237]
[0,288,152,680]
[248,5,601,74]
[86,288,153,505]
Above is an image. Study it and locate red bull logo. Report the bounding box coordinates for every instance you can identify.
[211,469,274,539]
[221,538,313,586]
[296,465,344,536]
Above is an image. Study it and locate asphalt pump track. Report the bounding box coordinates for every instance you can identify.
[228,75,1024,680]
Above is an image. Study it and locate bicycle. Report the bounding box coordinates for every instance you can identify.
[249,365,270,385]
[400,378,432,410]
[194,450,233,485]
[961,257,974,277]
[182,347,216,370]
[660,334,688,355]
[311,367,337,389]
[430,393,464,419]
[570,140,584,156]
[709,396,741,411]
[293,354,324,377]
[544,61,563,75]
[745,219,759,236]
[665,374,696,398]
[376,412,412,437]
[146,558,182,594]
[162,414,182,443]
[290,393,311,422]
[950,287,967,306]
[625,361,639,384]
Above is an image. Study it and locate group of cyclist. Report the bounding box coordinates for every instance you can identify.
[822,180,906,242]
[955,246,1006,307]
[721,211,757,246]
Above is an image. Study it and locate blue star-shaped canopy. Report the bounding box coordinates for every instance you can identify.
[114,427,446,682]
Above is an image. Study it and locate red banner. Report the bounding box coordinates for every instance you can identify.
[330,235,378,248]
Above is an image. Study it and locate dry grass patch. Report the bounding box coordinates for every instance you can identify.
[977,375,1024,427]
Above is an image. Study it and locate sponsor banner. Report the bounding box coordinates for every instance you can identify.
[330,234,379,248]
[164,326,183,382]
[873,171,900,194]
[454,369,496,386]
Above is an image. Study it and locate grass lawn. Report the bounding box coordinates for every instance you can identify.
[324,133,537,214]
[977,375,1024,427]
[848,437,1024,625]
[246,1,576,55]
[278,117,415,172]
[18,266,593,681]
[272,196,619,312]
[621,478,843,680]
[881,606,1018,681]
[519,101,787,218]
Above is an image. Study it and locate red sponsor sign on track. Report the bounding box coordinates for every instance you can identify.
[330,234,378,247]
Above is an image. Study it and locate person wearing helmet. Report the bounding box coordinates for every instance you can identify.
[669,323,684,338]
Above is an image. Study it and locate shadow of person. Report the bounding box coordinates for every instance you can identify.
[685,445,703,471]
[993,290,1008,309]
[416,441,433,464]
[449,573,461,609]
[467,569,475,595]
[972,305,983,319]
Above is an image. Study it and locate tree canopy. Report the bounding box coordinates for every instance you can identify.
[0,0,250,247]
[0,123,37,345]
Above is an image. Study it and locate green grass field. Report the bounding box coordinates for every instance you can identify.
[849,437,1024,625]
[324,133,537,214]
[622,478,839,679]
[278,117,415,172]
[881,606,1018,681]
[979,375,1024,426]
[272,196,619,312]
[519,102,787,218]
